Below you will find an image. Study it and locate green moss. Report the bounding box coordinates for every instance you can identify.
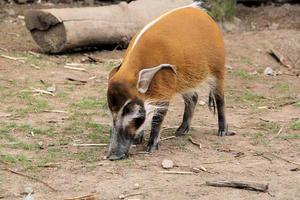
[208,0,236,21]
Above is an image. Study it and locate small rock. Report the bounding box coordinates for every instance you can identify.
[119,194,125,199]
[133,183,139,190]
[162,159,174,169]
[24,194,34,200]
[24,186,33,194]
[222,22,237,33]
[264,67,274,76]
[198,101,206,106]
[46,85,56,93]
[251,70,258,75]
[38,141,44,149]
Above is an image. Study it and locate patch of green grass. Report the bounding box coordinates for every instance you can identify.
[251,132,269,146]
[104,60,120,70]
[0,154,32,168]
[231,69,254,80]
[8,142,40,150]
[297,101,300,108]
[73,97,107,110]
[16,91,50,116]
[85,121,109,143]
[17,124,58,136]
[73,149,99,163]
[176,136,188,151]
[208,0,236,21]
[273,83,289,90]
[0,123,17,142]
[238,90,266,105]
[260,121,281,133]
[280,133,300,140]
[291,120,300,130]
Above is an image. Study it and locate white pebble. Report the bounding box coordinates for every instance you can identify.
[162,159,174,169]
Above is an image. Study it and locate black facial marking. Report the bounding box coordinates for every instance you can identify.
[107,82,131,114]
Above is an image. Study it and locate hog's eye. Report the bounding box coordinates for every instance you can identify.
[122,106,131,116]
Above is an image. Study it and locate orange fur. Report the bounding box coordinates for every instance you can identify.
[109,7,225,102]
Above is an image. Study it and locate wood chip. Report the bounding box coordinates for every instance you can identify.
[64,194,96,200]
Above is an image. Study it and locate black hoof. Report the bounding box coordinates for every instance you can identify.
[175,125,190,137]
[146,142,159,153]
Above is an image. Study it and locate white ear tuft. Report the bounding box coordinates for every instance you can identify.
[137,64,176,94]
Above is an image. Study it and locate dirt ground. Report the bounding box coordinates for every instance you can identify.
[0,3,300,200]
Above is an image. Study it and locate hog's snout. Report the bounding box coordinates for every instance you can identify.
[107,151,127,161]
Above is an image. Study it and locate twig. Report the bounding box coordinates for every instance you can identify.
[259,117,270,122]
[160,136,176,141]
[1,54,26,63]
[64,194,96,200]
[72,143,108,147]
[28,51,41,58]
[66,78,87,85]
[30,64,40,69]
[278,101,297,107]
[159,171,194,175]
[33,89,55,96]
[266,152,300,167]
[206,180,269,192]
[43,110,68,114]
[0,113,11,118]
[270,126,283,140]
[119,192,145,199]
[0,47,8,51]
[1,167,57,192]
[64,65,88,72]
[188,136,202,149]
[66,63,86,67]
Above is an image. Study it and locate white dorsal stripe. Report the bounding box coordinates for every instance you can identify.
[130,2,201,51]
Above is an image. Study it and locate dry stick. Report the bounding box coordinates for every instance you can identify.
[43,109,68,114]
[0,54,26,61]
[64,194,96,200]
[72,143,108,147]
[64,65,88,72]
[266,152,300,167]
[0,47,8,51]
[159,171,194,175]
[188,136,202,149]
[0,114,11,117]
[206,180,269,192]
[119,192,145,199]
[270,126,283,141]
[30,64,40,69]
[33,89,55,96]
[160,136,176,141]
[1,167,57,192]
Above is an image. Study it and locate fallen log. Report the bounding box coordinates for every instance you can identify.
[206,180,269,192]
[25,0,193,53]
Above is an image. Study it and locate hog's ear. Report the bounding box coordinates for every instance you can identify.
[108,62,122,79]
[137,64,176,94]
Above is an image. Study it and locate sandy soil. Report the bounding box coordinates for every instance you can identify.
[0,3,299,200]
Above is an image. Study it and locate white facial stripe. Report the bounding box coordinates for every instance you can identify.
[122,104,142,129]
[130,3,199,51]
